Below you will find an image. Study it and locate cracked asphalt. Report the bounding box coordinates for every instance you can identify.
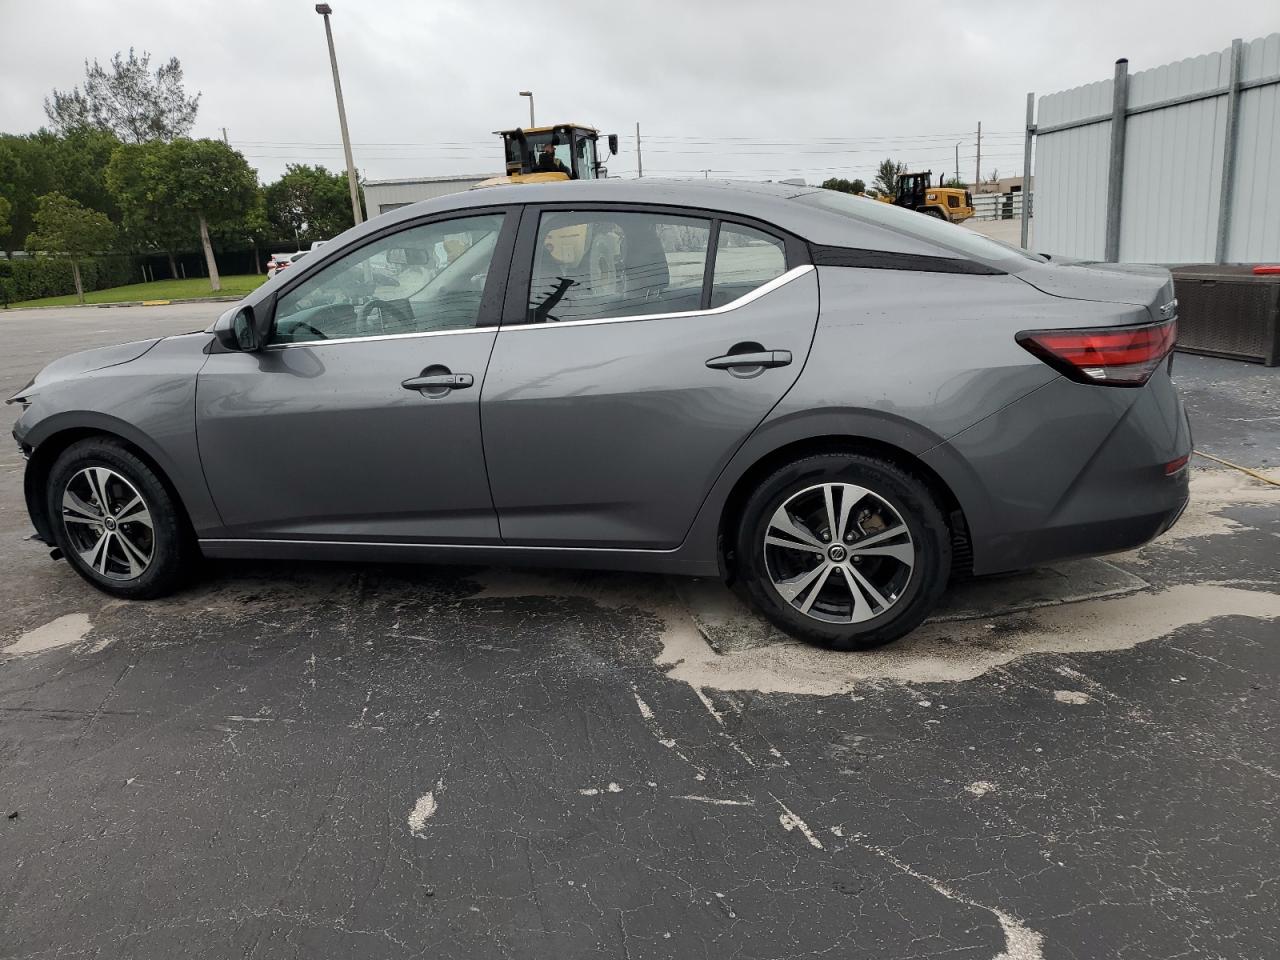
[2,305,1278,959]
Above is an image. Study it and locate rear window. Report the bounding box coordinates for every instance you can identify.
[792,190,1045,269]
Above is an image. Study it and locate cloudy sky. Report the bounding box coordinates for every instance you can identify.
[1,0,1275,187]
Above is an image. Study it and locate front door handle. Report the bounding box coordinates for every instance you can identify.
[705,350,792,370]
[402,369,474,397]
[402,373,474,390]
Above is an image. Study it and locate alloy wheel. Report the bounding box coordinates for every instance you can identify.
[763,482,915,624]
[61,467,155,581]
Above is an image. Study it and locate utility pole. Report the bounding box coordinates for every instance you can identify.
[955,142,961,185]
[635,122,643,178]
[221,127,229,145]
[519,90,534,127]
[315,4,363,226]
[975,121,982,187]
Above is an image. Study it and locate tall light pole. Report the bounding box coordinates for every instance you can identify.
[519,90,534,128]
[316,4,363,225]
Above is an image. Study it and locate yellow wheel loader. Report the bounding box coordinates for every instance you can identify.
[878,170,974,224]
[476,124,619,188]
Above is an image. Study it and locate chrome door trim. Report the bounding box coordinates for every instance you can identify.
[198,537,681,555]
[509,264,814,332]
[265,324,500,351]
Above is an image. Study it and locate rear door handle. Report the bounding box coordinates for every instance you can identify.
[705,350,792,370]
[402,372,474,393]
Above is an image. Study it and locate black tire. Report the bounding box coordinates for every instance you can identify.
[920,208,947,220]
[46,437,192,599]
[734,453,951,650]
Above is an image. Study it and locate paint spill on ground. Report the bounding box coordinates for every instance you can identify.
[3,613,93,655]
[1053,690,1091,705]
[579,783,623,797]
[849,837,1045,960]
[656,584,1280,695]
[408,781,442,838]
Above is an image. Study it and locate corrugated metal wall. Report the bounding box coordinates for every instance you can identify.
[1033,33,1280,264]
[1120,50,1230,262]
[1035,79,1113,259]
[1230,35,1280,261]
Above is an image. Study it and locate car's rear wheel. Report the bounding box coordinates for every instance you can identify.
[735,453,951,650]
[46,438,191,599]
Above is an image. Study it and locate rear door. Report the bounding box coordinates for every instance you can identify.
[480,205,820,548]
[197,208,516,543]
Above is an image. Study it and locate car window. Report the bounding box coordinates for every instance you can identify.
[527,211,710,323]
[710,224,787,308]
[271,214,505,344]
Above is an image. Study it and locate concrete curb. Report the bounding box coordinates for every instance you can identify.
[3,295,244,312]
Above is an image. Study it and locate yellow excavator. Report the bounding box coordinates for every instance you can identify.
[878,170,974,223]
[475,124,619,188]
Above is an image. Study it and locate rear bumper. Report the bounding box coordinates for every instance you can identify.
[924,366,1192,575]
[981,476,1189,572]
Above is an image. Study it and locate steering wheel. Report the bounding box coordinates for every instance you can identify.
[291,322,330,341]
[356,299,389,335]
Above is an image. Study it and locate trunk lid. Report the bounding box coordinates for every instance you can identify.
[1014,259,1176,320]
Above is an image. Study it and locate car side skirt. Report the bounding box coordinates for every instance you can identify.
[197,538,720,577]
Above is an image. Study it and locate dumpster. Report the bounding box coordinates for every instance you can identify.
[1171,265,1280,366]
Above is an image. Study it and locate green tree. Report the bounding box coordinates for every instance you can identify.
[25,192,115,303]
[942,176,967,188]
[35,128,121,221]
[45,49,200,143]
[0,196,11,247]
[0,130,122,257]
[820,177,867,195]
[0,135,51,258]
[265,164,361,245]
[213,186,271,274]
[105,140,188,276]
[145,139,257,291]
[873,158,905,198]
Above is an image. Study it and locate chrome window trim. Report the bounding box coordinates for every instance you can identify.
[265,325,499,350]
[512,264,814,332]
[262,264,813,348]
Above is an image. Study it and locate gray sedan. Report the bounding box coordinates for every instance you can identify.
[9,179,1190,649]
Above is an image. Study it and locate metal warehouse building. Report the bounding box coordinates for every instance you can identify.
[363,174,497,216]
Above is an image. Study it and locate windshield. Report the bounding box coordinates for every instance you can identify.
[793,189,1045,268]
[519,131,575,177]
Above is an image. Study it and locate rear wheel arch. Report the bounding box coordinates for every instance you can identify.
[716,434,971,582]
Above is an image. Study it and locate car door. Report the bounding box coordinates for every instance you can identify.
[480,206,820,548]
[196,208,517,543]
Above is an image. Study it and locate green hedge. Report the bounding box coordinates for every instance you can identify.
[0,255,138,305]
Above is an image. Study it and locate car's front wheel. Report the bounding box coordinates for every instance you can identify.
[734,453,951,650]
[46,438,191,599]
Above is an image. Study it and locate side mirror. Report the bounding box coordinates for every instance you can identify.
[231,306,262,351]
[212,303,270,352]
[607,134,619,156]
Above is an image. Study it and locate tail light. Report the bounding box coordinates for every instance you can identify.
[1016,319,1177,387]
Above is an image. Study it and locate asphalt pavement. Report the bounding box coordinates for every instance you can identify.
[1,303,1278,960]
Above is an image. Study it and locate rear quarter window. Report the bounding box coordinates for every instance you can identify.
[793,190,1045,271]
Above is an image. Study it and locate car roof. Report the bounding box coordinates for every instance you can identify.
[354,178,950,258]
